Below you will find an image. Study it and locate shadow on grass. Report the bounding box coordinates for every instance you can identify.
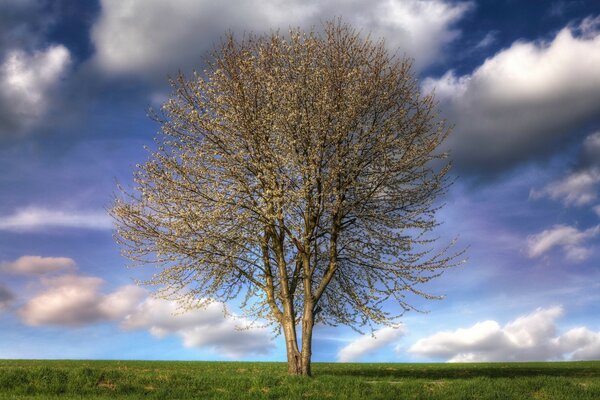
[318,363,600,380]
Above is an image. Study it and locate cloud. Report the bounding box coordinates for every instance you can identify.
[91,0,471,77]
[530,168,600,206]
[0,1,50,52]
[0,207,112,232]
[121,297,274,358]
[527,224,600,261]
[0,45,71,134]
[17,272,273,357]
[18,275,145,326]
[409,307,600,361]
[337,326,406,362]
[531,131,600,207]
[0,256,76,275]
[98,285,149,320]
[424,17,600,172]
[583,131,600,165]
[474,31,497,50]
[0,284,14,311]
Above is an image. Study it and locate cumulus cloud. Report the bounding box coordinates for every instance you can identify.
[527,224,600,261]
[0,255,76,275]
[0,207,112,232]
[0,284,14,311]
[18,275,145,326]
[410,307,600,361]
[91,0,470,77]
[337,325,406,362]
[121,297,274,358]
[424,17,600,172]
[0,45,71,134]
[17,272,273,357]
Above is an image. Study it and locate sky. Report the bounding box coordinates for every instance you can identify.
[1,0,600,363]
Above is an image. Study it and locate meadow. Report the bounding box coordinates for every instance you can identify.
[0,360,599,399]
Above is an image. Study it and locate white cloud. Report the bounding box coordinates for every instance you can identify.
[0,207,112,232]
[0,45,70,134]
[527,224,600,261]
[19,275,112,326]
[474,31,497,50]
[530,168,600,206]
[0,255,76,275]
[337,325,405,362]
[18,275,146,326]
[91,0,470,76]
[424,17,600,171]
[531,131,600,207]
[121,297,274,358]
[16,271,273,357]
[409,307,600,361]
[98,285,148,320]
[0,284,14,311]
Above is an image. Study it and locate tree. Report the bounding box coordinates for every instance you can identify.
[111,21,459,376]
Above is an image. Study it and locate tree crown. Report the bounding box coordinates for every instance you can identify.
[112,21,458,332]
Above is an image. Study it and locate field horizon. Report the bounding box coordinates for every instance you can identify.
[1,359,599,399]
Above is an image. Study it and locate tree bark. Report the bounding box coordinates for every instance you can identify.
[282,318,303,375]
[281,306,315,376]
[300,306,314,376]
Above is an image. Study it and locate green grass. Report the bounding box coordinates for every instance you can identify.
[0,360,599,399]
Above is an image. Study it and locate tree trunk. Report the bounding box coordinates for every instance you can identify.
[282,317,303,375]
[300,310,314,376]
[282,314,315,376]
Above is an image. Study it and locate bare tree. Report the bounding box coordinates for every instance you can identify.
[111,21,459,376]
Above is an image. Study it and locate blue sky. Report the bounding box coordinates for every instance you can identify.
[1,0,600,363]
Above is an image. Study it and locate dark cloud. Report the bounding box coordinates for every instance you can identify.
[90,0,471,79]
[425,17,600,176]
[0,0,51,52]
[0,284,14,310]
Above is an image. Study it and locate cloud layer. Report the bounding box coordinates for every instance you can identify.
[91,0,470,77]
[337,326,406,362]
[0,256,76,275]
[424,17,600,172]
[410,307,600,362]
[0,207,112,232]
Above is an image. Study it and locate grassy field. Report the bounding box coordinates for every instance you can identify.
[0,360,599,399]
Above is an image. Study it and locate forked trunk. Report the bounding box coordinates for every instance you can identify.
[282,316,314,376]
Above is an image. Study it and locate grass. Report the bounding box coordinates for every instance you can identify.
[0,360,599,399]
